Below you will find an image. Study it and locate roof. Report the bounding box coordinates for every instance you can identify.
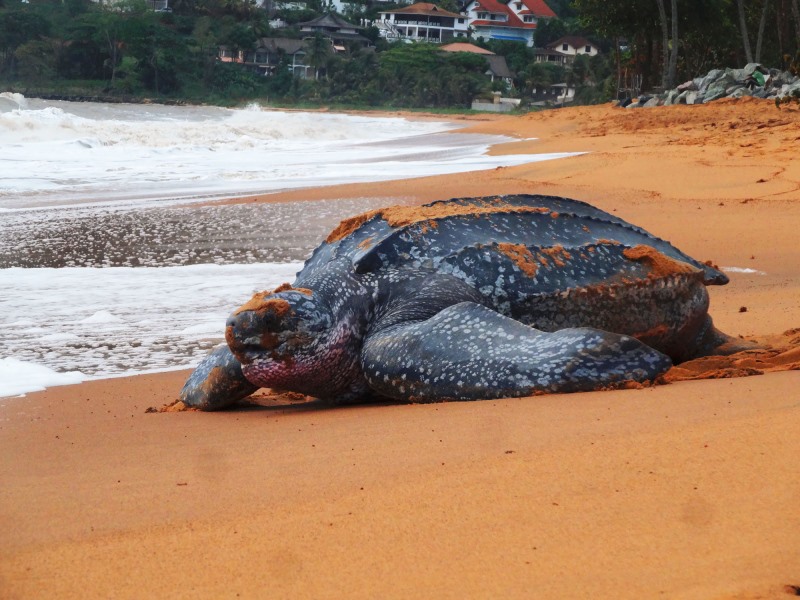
[519,0,556,18]
[255,37,307,54]
[547,36,594,50]
[470,0,534,29]
[485,55,514,78]
[380,2,463,18]
[299,13,361,30]
[440,42,495,54]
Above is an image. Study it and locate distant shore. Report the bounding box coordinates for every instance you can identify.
[2,98,799,599]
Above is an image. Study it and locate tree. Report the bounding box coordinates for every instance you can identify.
[0,9,51,74]
[220,19,258,62]
[793,0,800,48]
[306,33,332,80]
[755,0,770,62]
[14,38,56,82]
[655,0,669,87]
[667,0,677,87]
[737,0,753,63]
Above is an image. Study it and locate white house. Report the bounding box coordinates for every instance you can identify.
[377,3,468,44]
[546,36,599,58]
[464,0,554,48]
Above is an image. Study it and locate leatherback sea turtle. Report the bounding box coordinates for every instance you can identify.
[181,194,742,410]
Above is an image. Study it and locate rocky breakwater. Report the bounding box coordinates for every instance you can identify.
[622,63,800,108]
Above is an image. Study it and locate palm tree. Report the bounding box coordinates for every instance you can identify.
[306,33,332,80]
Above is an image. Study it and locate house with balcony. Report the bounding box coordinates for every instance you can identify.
[219,38,312,79]
[298,13,372,49]
[377,3,469,44]
[464,0,554,47]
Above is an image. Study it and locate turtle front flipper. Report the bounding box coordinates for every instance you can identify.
[360,302,672,402]
[180,345,259,410]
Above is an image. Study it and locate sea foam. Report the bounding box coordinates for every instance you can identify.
[0,96,577,210]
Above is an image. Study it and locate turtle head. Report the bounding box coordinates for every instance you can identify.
[225,286,357,398]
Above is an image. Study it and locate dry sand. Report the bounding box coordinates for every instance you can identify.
[2,99,799,599]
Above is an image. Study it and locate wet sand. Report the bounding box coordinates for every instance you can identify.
[2,99,800,598]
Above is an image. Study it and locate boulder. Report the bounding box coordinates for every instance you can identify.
[725,83,745,95]
[743,63,768,76]
[729,87,752,99]
[630,63,796,109]
[664,89,679,105]
[698,69,724,94]
[730,68,748,81]
[776,79,800,100]
[703,73,736,102]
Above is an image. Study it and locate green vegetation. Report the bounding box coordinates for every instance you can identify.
[1,0,798,108]
[0,0,491,108]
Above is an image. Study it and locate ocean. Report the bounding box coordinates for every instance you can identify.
[0,93,576,398]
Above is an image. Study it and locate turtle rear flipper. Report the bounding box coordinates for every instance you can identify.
[180,345,259,411]
[360,302,672,402]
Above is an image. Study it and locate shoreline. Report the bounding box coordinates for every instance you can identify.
[2,99,799,598]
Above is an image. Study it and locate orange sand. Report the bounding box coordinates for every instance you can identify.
[2,99,799,599]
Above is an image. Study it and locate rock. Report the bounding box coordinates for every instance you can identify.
[726,83,745,95]
[743,62,767,76]
[698,69,724,94]
[776,79,800,100]
[730,68,748,81]
[729,87,752,99]
[664,89,679,105]
[704,73,736,102]
[641,63,795,108]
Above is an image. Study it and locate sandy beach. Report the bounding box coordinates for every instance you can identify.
[2,99,799,599]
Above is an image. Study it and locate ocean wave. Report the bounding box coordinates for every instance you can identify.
[0,91,27,113]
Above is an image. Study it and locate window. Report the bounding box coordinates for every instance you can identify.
[477,11,487,18]
[562,43,568,51]
[523,15,532,22]
[585,45,592,52]
[515,2,522,8]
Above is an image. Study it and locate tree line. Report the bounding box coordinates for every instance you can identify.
[1,0,798,108]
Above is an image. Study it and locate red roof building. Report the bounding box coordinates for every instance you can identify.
[464,0,555,47]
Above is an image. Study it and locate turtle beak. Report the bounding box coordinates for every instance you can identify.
[225,294,288,363]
